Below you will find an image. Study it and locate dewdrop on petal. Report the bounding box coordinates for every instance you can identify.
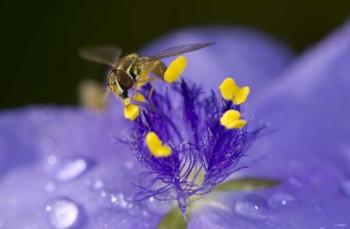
[124,103,140,121]
[164,56,188,83]
[145,132,172,157]
[219,77,250,105]
[220,109,247,129]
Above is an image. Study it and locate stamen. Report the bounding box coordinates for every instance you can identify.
[132,93,146,103]
[124,103,140,121]
[145,132,172,157]
[121,65,261,214]
[219,77,238,100]
[220,109,247,129]
[123,98,131,106]
[219,77,250,105]
[232,86,250,105]
[164,56,188,83]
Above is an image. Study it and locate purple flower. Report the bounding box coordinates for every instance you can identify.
[1,21,350,229]
[121,79,261,214]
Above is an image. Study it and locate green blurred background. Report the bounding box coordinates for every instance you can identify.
[1,0,349,109]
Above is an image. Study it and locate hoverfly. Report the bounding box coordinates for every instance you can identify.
[79,43,214,100]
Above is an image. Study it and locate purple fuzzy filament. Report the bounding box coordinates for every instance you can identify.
[121,79,261,213]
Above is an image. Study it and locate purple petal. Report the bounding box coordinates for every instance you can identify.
[141,27,294,97]
[2,23,341,228]
[0,26,293,228]
[0,107,168,228]
[189,158,350,229]
[246,20,350,177]
[188,20,350,229]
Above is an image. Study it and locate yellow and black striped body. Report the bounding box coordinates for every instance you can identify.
[107,53,166,99]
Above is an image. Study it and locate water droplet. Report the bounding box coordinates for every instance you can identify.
[268,192,296,207]
[55,158,88,182]
[110,193,130,208]
[98,189,134,211]
[110,194,117,203]
[235,194,269,220]
[45,198,80,229]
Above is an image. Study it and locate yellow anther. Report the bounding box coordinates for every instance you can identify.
[146,132,162,150]
[123,98,131,106]
[145,132,172,157]
[220,109,247,129]
[124,103,139,121]
[219,78,239,100]
[232,86,250,105]
[219,77,250,105]
[164,56,187,83]
[133,93,146,103]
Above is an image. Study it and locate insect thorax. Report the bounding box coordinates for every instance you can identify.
[117,53,140,81]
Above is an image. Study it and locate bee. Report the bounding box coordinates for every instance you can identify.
[79,43,214,100]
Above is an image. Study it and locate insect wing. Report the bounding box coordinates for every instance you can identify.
[79,45,122,67]
[151,42,214,60]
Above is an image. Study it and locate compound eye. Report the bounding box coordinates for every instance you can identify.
[116,70,134,90]
[107,72,117,86]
